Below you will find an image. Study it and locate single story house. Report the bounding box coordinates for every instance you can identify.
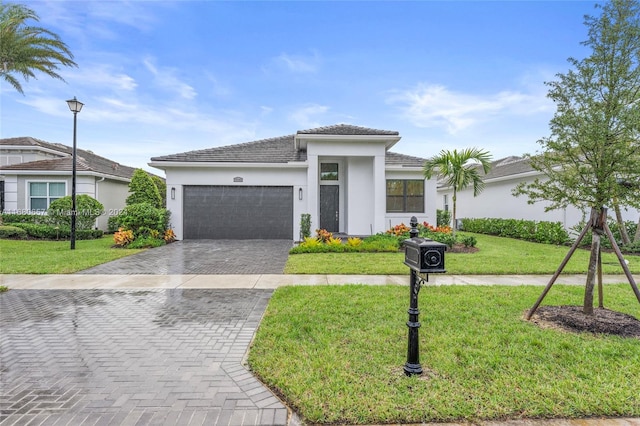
[436,155,640,230]
[149,124,435,240]
[0,137,139,230]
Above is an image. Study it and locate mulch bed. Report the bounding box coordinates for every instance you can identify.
[529,305,640,339]
[448,243,479,254]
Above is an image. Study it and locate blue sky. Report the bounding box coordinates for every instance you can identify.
[2,1,596,173]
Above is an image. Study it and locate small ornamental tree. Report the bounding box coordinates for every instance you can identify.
[48,195,104,229]
[423,148,492,236]
[126,169,162,208]
[515,0,640,315]
[151,175,167,208]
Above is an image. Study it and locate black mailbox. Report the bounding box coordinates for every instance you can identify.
[404,237,446,273]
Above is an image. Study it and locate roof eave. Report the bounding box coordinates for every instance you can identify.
[294,134,401,151]
[0,169,131,182]
[148,160,309,170]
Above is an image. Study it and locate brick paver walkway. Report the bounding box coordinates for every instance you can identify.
[78,240,293,275]
[0,289,288,425]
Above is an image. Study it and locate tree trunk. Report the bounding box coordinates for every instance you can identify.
[452,190,457,237]
[583,207,605,315]
[613,200,631,245]
[634,215,640,243]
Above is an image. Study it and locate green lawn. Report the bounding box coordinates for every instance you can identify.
[0,237,144,274]
[284,232,640,275]
[249,284,640,424]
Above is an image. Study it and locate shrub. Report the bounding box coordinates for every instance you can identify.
[113,228,134,247]
[48,195,104,230]
[115,203,169,237]
[163,228,176,243]
[460,235,477,248]
[0,213,49,224]
[327,236,343,247]
[461,217,569,245]
[0,225,27,239]
[126,169,162,208]
[300,214,311,240]
[127,236,165,249]
[436,209,452,227]
[347,237,362,247]
[573,219,638,249]
[6,223,103,240]
[622,240,640,254]
[151,175,167,208]
[316,229,333,243]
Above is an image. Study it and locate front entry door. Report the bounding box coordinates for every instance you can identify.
[320,185,339,232]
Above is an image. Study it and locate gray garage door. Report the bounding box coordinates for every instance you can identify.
[183,186,293,239]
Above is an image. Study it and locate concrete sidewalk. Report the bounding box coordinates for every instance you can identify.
[1,273,637,290]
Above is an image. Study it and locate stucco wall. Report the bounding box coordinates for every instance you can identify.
[163,166,307,240]
[437,175,639,230]
[96,179,130,230]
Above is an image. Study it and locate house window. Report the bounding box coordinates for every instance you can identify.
[386,180,424,213]
[320,163,339,181]
[29,182,65,211]
[443,194,449,211]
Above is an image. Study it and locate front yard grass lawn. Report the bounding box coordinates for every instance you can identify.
[248,284,640,424]
[0,236,144,274]
[284,232,640,275]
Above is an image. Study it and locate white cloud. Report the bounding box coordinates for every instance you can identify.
[388,83,553,134]
[269,50,322,74]
[67,66,137,92]
[289,104,329,128]
[143,57,197,100]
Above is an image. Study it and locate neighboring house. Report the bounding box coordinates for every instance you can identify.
[436,155,640,230]
[0,137,138,230]
[149,124,435,240]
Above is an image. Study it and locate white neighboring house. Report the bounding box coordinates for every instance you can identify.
[0,137,139,230]
[436,156,640,230]
[149,124,435,240]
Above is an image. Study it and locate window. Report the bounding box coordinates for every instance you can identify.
[29,182,65,211]
[320,163,338,181]
[386,180,424,213]
[443,194,449,211]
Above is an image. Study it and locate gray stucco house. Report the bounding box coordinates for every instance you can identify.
[0,137,138,230]
[150,124,434,240]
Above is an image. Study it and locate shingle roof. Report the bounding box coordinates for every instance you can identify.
[151,125,419,167]
[151,134,305,163]
[0,136,138,180]
[385,151,426,167]
[296,124,399,136]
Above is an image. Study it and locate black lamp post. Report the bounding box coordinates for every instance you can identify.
[66,97,84,250]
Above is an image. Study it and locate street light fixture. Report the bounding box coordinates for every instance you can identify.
[66,97,84,250]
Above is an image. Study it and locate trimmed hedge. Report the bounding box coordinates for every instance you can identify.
[1,213,50,224]
[6,223,103,240]
[461,217,570,245]
[0,225,28,239]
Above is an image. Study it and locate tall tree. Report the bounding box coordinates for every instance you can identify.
[514,0,640,314]
[423,148,492,236]
[0,2,77,94]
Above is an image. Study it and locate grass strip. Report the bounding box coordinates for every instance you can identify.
[249,284,640,424]
[284,233,640,275]
[0,237,144,274]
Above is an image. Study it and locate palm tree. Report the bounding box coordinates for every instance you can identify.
[0,2,77,95]
[423,148,492,236]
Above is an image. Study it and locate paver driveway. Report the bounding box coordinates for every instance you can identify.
[0,288,288,425]
[79,240,293,275]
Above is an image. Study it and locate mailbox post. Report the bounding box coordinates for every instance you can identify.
[403,216,446,376]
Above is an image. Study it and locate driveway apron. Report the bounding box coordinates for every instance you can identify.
[78,240,293,275]
[0,288,288,426]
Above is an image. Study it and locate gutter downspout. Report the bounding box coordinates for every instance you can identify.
[95,176,106,229]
